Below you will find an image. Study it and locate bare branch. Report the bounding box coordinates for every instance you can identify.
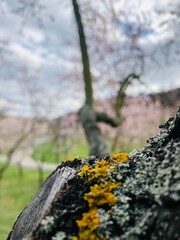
[96,111,119,127]
[115,73,140,119]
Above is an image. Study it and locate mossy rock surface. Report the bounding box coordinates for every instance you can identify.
[7,108,180,240]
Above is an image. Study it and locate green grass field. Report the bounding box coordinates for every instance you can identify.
[32,140,89,163]
[0,165,51,240]
[32,134,143,165]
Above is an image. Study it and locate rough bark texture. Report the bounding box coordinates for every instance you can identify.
[7,108,180,240]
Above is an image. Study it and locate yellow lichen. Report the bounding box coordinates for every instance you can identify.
[74,153,128,240]
[73,208,100,240]
[78,160,111,182]
[111,153,128,163]
[84,182,119,207]
[77,208,100,230]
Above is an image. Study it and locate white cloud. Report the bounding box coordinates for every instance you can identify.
[9,43,45,67]
[23,27,45,43]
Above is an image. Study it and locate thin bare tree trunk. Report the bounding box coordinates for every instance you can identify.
[72,0,110,155]
[0,120,35,180]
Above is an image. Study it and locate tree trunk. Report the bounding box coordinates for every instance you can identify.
[72,1,142,155]
[7,108,180,240]
[72,0,93,107]
[72,0,110,155]
[79,105,110,155]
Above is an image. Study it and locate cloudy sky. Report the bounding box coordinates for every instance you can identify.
[0,0,179,118]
